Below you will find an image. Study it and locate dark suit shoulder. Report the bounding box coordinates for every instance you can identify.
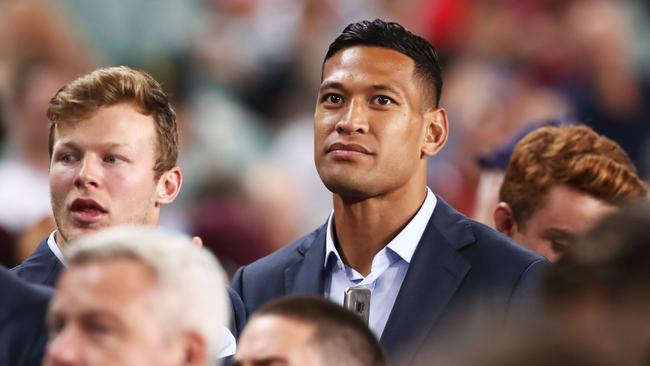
[11,237,62,288]
[237,224,325,276]
[463,218,546,273]
[232,224,326,317]
[0,266,52,366]
[226,286,246,339]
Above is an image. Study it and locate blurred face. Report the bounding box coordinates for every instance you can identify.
[314,46,439,199]
[45,259,186,366]
[512,185,617,262]
[234,315,323,366]
[49,103,179,246]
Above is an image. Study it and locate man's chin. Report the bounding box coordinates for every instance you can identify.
[60,223,108,245]
[323,180,374,201]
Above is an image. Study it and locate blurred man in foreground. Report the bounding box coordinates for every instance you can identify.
[234,296,385,366]
[494,125,646,262]
[44,226,230,366]
[543,202,650,366]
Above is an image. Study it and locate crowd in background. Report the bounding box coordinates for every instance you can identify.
[1,0,649,274]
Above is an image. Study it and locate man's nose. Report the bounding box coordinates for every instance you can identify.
[335,99,369,134]
[44,326,83,366]
[74,156,101,189]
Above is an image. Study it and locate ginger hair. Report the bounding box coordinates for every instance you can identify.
[499,125,646,228]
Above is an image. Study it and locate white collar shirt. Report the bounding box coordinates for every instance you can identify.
[323,187,437,338]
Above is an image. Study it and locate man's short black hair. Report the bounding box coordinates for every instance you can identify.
[324,19,443,107]
[255,296,386,366]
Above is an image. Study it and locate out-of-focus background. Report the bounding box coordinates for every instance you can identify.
[1,0,648,276]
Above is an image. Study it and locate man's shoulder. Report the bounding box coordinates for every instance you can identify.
[0,266,52,366]
[240,224,326,275]
[431,196,543,266]
[11,236,62,287]
[464,218,544,267]
[0,266,52,311]
[231,224,327,308]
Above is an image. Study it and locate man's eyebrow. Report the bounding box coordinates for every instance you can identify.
[371,84,402,97]
[54,141,127,150]
[319,81,345,93]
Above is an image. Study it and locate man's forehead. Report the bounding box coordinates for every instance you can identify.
[322,46,416,80]
[64,259,155,294]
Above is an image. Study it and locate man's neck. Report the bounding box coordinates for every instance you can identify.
[332,183,427,276]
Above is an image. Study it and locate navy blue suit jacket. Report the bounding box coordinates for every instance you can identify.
[11,238,62,287]
[12,237,247,339]
[232,196,548,364]
[0,266,52,366]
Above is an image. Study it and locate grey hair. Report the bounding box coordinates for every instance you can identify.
[65,226,229,364]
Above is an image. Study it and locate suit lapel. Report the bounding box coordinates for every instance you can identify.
[380,197,474,363]
[284,225,327,295]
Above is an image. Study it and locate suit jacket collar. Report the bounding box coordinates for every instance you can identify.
[13,237,64,287]
[380,196,475,363]
[284,225,327,295]
[283,197,476,363]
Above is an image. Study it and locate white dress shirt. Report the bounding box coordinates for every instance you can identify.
[324,187,437,337]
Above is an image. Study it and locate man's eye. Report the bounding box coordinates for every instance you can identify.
[58,154,77,163]
[372,95,394,106]
[104,155,119,164]
[323,94,343,104]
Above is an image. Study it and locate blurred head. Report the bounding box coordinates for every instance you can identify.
[543,201,650,365]
[315,19,448,199]
[8,60,73,163]
[234,296,385,366]
[47,66,182,247]
[494,125,646,262]
[44,226,228,366]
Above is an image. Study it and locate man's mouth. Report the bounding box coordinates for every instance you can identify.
[69,198,107,224]
[327,142,372,156]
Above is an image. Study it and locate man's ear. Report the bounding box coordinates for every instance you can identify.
[421,108,448,157]
[156,166,182,206]
[181,331,207,366]
[493,202,518,237]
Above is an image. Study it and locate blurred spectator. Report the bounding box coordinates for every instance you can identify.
[557,0,650,178]
[234,296,385,366]
[411,325,619,366]
[44,226,231,365]
[0,0,95,266]
[0,60,73,265]
[494,125,647,262]
[188,174,273,276]
[543,201,650,366]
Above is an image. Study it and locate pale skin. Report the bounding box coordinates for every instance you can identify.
[493,184,617,262]
[314,46,448,275]
[48,103,182,249]
[44,259,207,366]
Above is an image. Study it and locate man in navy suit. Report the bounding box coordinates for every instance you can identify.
[10,66,245,349]
[232,19,547,364]
[0,266,52,366]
